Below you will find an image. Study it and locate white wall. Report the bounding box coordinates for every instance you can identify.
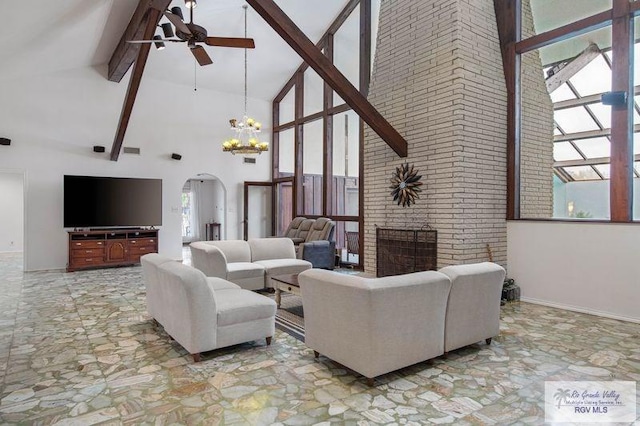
[0,172,24,252]
[0,66,271,270]
[507,221,640,323]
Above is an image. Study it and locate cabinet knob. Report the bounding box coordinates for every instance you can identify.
[86,258,93,262]
[97,242,103,245]
[75,243,81,246]
[131,240,136,244]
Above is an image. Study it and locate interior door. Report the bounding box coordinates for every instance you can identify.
[244,182,274,240]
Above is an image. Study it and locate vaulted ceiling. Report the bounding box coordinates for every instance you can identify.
[0,0,349,101]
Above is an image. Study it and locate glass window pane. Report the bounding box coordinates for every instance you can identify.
[586,103,611,128]
[332,110,360,216]
[569,55,611,96]
[572,137,610,159]
[565,166,601,181]
[304,68,324,116]
[335,221,359,266]
[333,5,360,106]
[275,181,293,237]
[278,128,295,175]
[302,119,323,215]
[279,87,295,124]
[634,133,640,154]
[554,107,600,133]
[550,83,576,103]
[521,24,611,220]
[594,164,610,179]
[554,142,583,161]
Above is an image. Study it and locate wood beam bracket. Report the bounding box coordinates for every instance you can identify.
[107,0,171,83]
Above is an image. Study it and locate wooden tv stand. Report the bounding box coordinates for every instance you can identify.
[67,229,158,272]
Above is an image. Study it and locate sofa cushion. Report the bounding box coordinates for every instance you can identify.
[295,219,315,242]
[206,277,241,291]
[284,217,307,238]
[249,238,297,261]
[254,258,312,276]
[227,262,265,280]
[216,289,277,327]
[206,240,252,263]
[305,217,334,242]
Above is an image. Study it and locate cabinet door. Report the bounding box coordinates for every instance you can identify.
[106,240,127,262]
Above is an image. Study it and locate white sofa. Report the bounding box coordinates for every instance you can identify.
[141,253,277,362]
[190,238,312,290]
[298,269,452,384]
[439,262,506,352]
[298,261,506,384]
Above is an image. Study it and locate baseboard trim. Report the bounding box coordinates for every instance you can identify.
[520,297,640,324]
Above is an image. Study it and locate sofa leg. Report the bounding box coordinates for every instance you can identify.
[485,337,492,345]
[366,377,375,387]
[266,336,272,346]
[192,353,201,363]
[313,350,319,359]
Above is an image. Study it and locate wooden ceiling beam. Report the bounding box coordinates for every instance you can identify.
[545,43,601,94]
[108,0,171,82]
[110,7,160,161]
[246,0,408,157]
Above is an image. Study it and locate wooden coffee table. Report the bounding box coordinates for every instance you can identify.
[272,274,300,308]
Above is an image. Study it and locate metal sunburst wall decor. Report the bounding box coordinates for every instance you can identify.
[390,163,423,207]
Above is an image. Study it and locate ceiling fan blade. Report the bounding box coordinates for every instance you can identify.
[190,46,213,66]
[163,11,191,35]
[127,39,185,44]
[205,37,255,49]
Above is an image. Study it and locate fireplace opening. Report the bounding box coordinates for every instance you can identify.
[376,228,437,277]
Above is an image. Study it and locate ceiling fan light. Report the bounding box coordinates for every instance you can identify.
[184,0,197,9]
[160,22,174,38]
[153,35,165,50]
[170,6,184,20]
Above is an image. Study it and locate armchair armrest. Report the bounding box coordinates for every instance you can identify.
[189,242,228,279]
[298,240,336,269]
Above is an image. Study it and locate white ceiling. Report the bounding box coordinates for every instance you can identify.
[0,0,350,101]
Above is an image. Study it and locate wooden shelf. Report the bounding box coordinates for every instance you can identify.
[67,229,158,272]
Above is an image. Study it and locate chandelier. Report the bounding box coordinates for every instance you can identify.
[222,5,268,156]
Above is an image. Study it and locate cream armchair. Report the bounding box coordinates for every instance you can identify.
[141,254,276,362]
[439,262,506,352]
[298,268,452,384]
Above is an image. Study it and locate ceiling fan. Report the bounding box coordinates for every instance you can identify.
[127,1,256,66]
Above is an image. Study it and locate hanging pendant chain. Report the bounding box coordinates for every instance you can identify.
[243,4,248,117]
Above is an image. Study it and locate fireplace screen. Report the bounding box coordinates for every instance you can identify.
[376,228,437,277]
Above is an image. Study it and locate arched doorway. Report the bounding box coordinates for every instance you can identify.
[181,173,227,246]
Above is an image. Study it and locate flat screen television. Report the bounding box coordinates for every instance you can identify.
[64,175,162,228]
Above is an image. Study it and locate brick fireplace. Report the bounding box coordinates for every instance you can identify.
[363,0,509,274]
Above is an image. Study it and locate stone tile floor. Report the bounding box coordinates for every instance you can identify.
[0,252,638,425]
